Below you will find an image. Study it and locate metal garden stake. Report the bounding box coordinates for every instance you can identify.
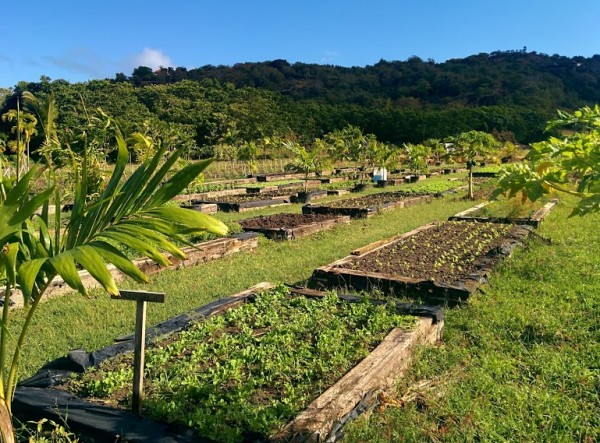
[112,290,165,415]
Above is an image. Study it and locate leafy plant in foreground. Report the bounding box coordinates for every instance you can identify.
[494,105,600,216]
[0,102,228,441]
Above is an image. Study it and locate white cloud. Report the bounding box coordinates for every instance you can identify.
[321,50,341,64]
[130,48,173,70]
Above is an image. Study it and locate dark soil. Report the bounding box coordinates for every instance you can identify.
[240,213,340,230]
[196,190,295,203]
[326,192,423,209]
[340,221,519,284]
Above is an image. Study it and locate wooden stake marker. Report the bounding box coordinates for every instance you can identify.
[112,290,165,415]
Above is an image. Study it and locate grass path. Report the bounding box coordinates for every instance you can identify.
[343,198,600,442]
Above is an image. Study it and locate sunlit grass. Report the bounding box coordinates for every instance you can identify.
[342,196,600,442]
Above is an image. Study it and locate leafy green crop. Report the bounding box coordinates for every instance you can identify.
[68,286,415,442]
[400,180,465,195]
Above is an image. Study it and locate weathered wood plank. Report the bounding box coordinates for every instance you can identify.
[179,203,218,214]
[245,216,352,240]
[448,199,558,228]
[449,202,489,218]
[326,189,350,196]
[530,199,559,225]
[272,317,442,442]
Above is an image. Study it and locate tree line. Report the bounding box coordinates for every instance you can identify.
[2,50,598,161]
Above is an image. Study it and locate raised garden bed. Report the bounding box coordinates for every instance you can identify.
[240,213,351,240]
[327,189,351,196]
[303,192,434,218]
[194,190,296,212]
[290,190,328,203]
[179,203,218,214]
[256,172,316,182]
[196,189,296,203]
[4,233,258,309]
[334,167,356,175]
[15,284,442,443]
[449,199,559,227]
[173,188,247,202]
[319,177,346,184]
[312,221,533,304]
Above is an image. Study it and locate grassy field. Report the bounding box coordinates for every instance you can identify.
[8,184,598,441]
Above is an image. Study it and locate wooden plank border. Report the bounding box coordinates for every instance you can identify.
[449,199,559,228]
[311,223,533,304]
[303,194,434,219]
[242,215,352,240]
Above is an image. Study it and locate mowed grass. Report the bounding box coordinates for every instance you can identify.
[10,192,474,379]
[343,197,600,442]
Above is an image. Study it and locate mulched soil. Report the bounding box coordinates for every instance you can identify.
[326,192,423,209]
[196,190,296,203]
[240,213,340,230]
[339,221,520,284]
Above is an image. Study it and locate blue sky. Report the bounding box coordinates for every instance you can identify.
[2,0,599,88]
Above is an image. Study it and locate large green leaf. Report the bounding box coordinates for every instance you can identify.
[133,145,184,212]
[1,243,19,286]
[3,167,37,206]
[49,252,85,295]
[97,230,170,266]
[104,224,186,259]
[71,245,118,295]
[9,187,54,227]
[17,258,48,301]
[0,170,52,245]
[88,241,148,284]
[147,158,213,208]
[143,206,228,236]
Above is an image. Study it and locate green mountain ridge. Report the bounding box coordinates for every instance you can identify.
[1,50,598,156]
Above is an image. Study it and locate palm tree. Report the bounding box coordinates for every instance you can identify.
[1,102,38,178]
[0,119,228,441]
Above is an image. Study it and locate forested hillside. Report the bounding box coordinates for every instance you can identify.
[1,50,598,158]
[139,50,600,110]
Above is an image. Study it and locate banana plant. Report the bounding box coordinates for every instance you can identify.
[0,124,227,441]
[451,131,499,200]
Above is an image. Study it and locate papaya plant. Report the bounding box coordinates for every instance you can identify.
[0,117,227,441]
[451,130,499,199]
[283,139,331,192]
[494,105,600,216]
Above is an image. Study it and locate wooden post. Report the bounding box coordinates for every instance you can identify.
[112,290,165,415]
